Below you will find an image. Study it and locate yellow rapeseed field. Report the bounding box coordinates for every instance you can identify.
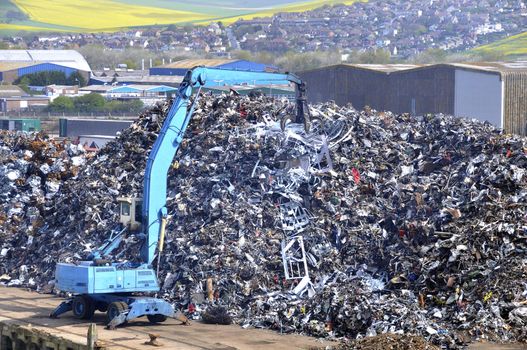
[13,0,211,31]
[10,0,364,32]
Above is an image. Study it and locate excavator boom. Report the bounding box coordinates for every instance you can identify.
[141,67,309,265]
[51,66,309,328]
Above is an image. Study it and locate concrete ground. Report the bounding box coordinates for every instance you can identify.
[1,286,526,350]
[0,286,333,350]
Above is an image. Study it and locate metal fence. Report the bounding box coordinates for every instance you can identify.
[0,111,139,119]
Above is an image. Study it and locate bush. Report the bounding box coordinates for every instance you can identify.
[14,71,87,87]
[47,93,144,114]
[104,99,144,114]
[48,96,74,112]
[74,93,106,112]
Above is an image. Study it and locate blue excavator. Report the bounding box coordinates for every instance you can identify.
[49,67,310,328]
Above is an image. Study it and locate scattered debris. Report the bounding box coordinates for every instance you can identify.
[344,333,441,350]
[144,333,163,347]
[1,93,527,349]
[202,306,233,325]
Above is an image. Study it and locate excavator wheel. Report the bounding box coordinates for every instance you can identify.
[147,314,168,323]
[106,301,128,325]
[72,295,95,320]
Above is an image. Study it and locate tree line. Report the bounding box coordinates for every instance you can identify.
[15,71,87,94]
[48,93,144,114]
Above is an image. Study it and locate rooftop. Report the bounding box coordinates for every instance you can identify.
[0,85,26,97]
[0,62,38,72]
[80,85,114,92]
[344,63,424,73]
[302,62,527,75]
[447,61,527,73]
[0,50,91,72]
[81,84,177,92]
[156,59,238,69]
[90,75,184,86]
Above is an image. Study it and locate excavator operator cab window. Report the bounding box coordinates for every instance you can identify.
[118,197,142,232]
[121,202,131,216]
[135,201,142,223]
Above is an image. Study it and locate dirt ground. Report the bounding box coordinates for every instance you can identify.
[1,286,526,350]
[0,286,334,350]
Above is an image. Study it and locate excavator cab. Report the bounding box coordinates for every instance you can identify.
[118,197,142,232]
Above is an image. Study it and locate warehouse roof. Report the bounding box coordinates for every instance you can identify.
[446,62,527,73]
[80,85,114,92]
[0,85,27,97]
[301,63,425,74]
[81,84,177,93]
[0,62,37,72]
[344,63,424,73]
[110,84,177,93]
[0,50,91,72]
[157,59,238,69]
[90,75,184,86]
[301,62,527,75]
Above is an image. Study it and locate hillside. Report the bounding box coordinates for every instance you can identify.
[472,31,527,58]
[0,0,359,33]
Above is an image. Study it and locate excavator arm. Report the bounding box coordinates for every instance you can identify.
[50,66,310,327]
[140,67,310,265]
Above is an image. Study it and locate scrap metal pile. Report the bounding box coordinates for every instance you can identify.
[0,131,87,260]
[1,93,527,348]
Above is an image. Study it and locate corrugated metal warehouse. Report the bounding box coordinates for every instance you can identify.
[300,62,527,135]
[150,59,278,76]
[0,119,41,132]
[0,50,91,84]
[59,119,133,138]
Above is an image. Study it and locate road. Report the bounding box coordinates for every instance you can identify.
[0,286,334,350]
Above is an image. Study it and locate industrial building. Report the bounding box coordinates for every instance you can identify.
[300,62,527,135]
[0,50,91,84]
[90,69,183,86]
[0,118,41,132]
[80,84,177,106]
[150,59,278,77]
[0,85,49,112]
[59,118,134,148]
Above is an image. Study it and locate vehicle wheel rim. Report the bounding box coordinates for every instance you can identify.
[74,302,84,315]
[109,307,118,320]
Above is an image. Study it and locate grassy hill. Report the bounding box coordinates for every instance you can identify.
[0,0,361,33]
[472,31,527,59]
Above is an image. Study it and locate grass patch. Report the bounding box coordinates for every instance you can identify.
[473,31,527,57]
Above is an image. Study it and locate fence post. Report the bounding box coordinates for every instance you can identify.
[87,323,97,350]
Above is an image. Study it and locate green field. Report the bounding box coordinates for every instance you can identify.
[0,0,361,34]
[472,31,527,58]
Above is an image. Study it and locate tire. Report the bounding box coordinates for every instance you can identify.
[96,302,108,313]
[72,296,95,320]
[147,314,168,323]
[106,301,128,325]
